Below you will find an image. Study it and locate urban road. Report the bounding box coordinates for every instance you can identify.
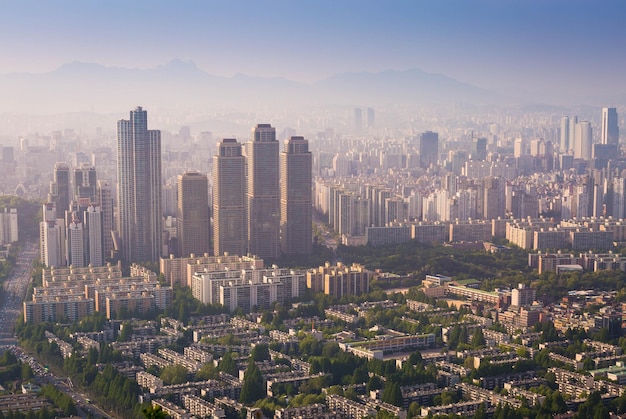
[0,240,113,418]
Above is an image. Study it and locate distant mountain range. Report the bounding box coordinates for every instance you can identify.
[0,60,509,114]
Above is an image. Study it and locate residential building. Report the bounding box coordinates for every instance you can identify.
[177,171,210,257]
[280,136,312,255]
[213,138,247,257]
[246,124,280,259]
[116,106,162,263]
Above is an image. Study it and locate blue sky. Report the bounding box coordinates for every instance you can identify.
[1,0,625,96]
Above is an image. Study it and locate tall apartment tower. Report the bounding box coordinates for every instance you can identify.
[116,106,162,263]
[354,108,363,135]
[366,108,375,130]
[67,214,85,268]
[40,202,66,268]
[50,162,70,219]
[213,139,247,256]
[560,116,569,152]
[85,205,103,267]
[574,121,592,160]
[569,116,578,153]
[96,180,114,260]
[176,171,210,257]
[74,164,97,204]
[246,124,280,259]
[280,136,312,255]
[602,107,619,145]
[419,131,439,169]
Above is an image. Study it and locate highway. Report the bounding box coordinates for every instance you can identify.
[0,239,38,346]
[0,240,113,418]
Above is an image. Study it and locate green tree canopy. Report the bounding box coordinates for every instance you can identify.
[160,364,189,385]
[240,360,265,404]
[218,352,239,377]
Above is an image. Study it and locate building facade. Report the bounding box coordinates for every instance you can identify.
[96,180,114,260]
[74,164,97,203]
[601,107,619,145]
[213,138,247,256]
[116,106,162,263]
[177,171,210,258]
[246,124,280,259]
[280,136,312,255]
[50,162,70,219]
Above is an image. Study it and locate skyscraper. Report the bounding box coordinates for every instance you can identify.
[574,121,592,160]
[74,164,97,204]
[67,214,85,268]
[40,202,65,268]
[471,137,487,161]
[560,116,569,152]
[246,124,280,259]
[280,136,312,255]
[366,108,375,130]
[50,162,70,219]
[569,115,578,153]
[96,180,114,260]
[85,205,103,267]
[419,131,439,169]
[354,108,363,135]
[602,107,619,145]
[213,139,247,256]
[116,106,162,263]
[177,171,210,257]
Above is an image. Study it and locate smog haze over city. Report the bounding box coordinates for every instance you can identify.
[7,1,626,419]
[2,0,626,121]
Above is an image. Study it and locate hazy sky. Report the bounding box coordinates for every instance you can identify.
[2,0,626,96]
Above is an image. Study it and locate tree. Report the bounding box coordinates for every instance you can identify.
[118,321,133,342]
[160,364,189,385]
[195,362,218,381]
[408,401,421,418]
[471,328,485,348]
[251,344,270,362]
[473,402,487,419]
[218,352,239,376]
[240,360,265,404]
[381,382,403,407]
[366,375,383,392]
[142,405,167,419]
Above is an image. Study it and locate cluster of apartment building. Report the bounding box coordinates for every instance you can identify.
[530,249,626,274]
[23,263,172,323]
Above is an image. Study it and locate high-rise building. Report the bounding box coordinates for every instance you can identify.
[213,138,247,256]
[96,180,114,261]
[601,107,619,145]
[40,202,66,268]
[354,108,363,135]
[366,108,375,130]
[574,121,592,160]
[568,116,578,154]
[0,209,18,244]
[67,214,85,268]
[74,164,97,204]
[176,171,210,257]
[560,116,569,152]
[419,131,438,169]
[471,137,487,161]
[116,106,162,263]
[50,162,70,219]
[246,125,280,259]
[280,136,312,255]
[85,205,103,267]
